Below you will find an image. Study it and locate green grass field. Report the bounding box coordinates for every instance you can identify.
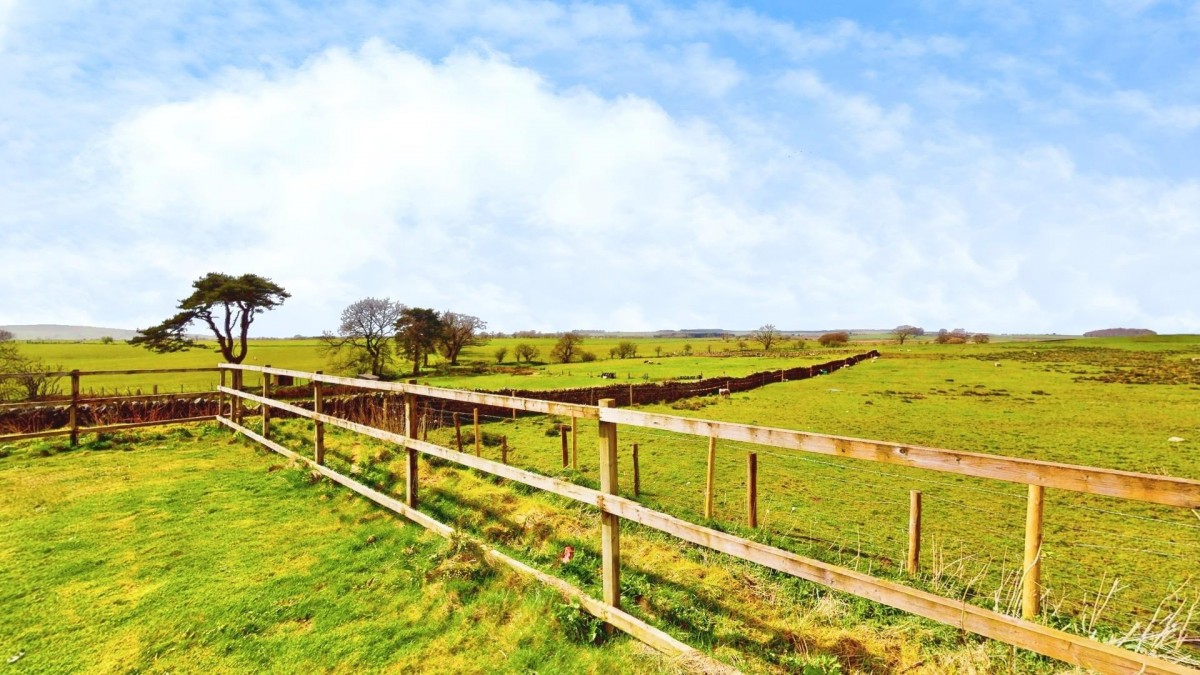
[399,335,1200,665]
[0,427,674,674]
[12,336,854,395]
[4,334,1198,671]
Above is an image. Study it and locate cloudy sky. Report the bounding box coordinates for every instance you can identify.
[1,1,1197,336]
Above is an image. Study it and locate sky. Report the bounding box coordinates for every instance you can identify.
[1,1,1198,336]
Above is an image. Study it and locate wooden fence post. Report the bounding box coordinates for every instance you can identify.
[501,435,508,465]
[598,399,620,610]
[704,435,717,519]
[1022,484,1045,620]
[571,417,578,469]
[561,425,569,468]
[234,370,243,423]
[313,371,325,466]
[69,370,80,447]
[261,366,271,438]
[404,379,419,508]
[473,408,481,456]
[632,443,640,497]
[219,369,226,420]
[747,452,758,528]
[907,490,922,575]
[453,413,462,453]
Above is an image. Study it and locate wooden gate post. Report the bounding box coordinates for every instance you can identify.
[313,371,325,465]
[561,425,569,468]
[907,490,922,575]
[747,452,758,528]
[404,380,419,508]
[232,370,243,423]
[632,443,640,497]
[473,408,481,456]
[598,399,620,609]
[261,366,272,438]
[704,435,717,519]
[1022,484,1045,620]
[69,370,80,446]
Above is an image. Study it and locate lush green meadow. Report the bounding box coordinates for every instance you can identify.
[0,427,674,674]
[403,335,1200,665]
[5,334,1199,671]
[13,336,847,395]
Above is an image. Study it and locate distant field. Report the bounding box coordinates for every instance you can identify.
[12,336,859,394]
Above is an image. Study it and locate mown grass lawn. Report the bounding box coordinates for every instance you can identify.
[0,425,671,674]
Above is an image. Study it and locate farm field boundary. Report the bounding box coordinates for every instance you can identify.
[220,362,1200,674]
[0,352,878,441]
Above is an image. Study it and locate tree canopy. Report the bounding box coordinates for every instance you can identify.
[752,324,779,350]
[129,273,289,364]
[394,307,443,376]
[323,298,404,377]
[438,312,487,366]
[891,325,923,344]
[550,332,584,363]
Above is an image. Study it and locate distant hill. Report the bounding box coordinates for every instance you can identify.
[0,324,139,341]
[1083,328,1157,338]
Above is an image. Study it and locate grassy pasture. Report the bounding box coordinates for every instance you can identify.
[405,336,1200,662]
[12,336,847,395]
[6,335,1199,670]
[0,427,672,674]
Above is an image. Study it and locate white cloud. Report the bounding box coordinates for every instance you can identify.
[0,0,17,50]
[30,41,1188,336]
[88,42,759,332]
[777,70,912,155]
[1109,89,1200,131]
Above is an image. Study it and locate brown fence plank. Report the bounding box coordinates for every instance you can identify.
[599,408,1200,507]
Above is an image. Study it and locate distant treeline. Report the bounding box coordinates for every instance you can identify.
[1082,328,1157,338]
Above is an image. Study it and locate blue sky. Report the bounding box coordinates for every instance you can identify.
[1,1,1198,336]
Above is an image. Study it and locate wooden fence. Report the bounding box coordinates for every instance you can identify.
[0,352,880,442]
[0,367,220,443]
[218,363,1200,674]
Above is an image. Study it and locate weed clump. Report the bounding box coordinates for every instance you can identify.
[552,598,605,644]
[427,534,495,585]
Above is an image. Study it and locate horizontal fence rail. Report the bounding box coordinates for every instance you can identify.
[0,367,223,443]
[598,408,1200,508]
[216,363,1199,674]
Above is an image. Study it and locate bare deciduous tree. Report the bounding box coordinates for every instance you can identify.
[438,312,487,365]
[891,325,923,345]
[323,297,404,377]
[817,331,850,347]
[753,324,780,350]
[0,332,62,401]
